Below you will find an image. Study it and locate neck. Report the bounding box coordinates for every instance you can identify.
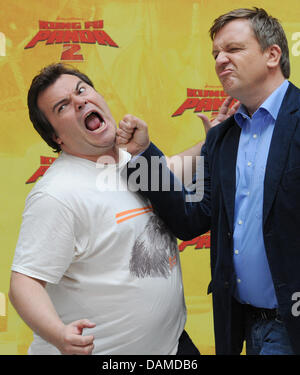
[239,72,285,116]
[62,145,120,164]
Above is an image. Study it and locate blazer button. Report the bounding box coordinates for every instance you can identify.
[224,281,230,288]
[227,232,232,239]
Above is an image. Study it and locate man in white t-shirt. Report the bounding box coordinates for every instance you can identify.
[9,63,201,355]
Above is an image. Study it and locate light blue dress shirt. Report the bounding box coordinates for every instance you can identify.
[233,80,289,308]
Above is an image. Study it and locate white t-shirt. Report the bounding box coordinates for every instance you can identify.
[12,150,186,355]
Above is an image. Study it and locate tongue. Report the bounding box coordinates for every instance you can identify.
[85,114,102,131]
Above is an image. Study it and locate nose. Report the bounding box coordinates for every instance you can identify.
[215,51,230,68]
[72,95,87,111]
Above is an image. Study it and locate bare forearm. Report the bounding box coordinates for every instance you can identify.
[166,141,204,182]
[9,272,64,346]
[9,271,95,354]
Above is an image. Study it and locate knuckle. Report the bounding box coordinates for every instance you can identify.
[83,346,91,355]
[65,334,72,343]
[62,345,72,355]
[123,114,133,122]
[121,121,131,130]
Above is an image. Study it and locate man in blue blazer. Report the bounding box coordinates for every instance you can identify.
[117,8,300,354]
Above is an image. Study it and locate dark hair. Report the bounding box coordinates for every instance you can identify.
[209,7,290,78]
[27,63,94,152]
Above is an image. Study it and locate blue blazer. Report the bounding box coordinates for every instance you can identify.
[127,82,300,354]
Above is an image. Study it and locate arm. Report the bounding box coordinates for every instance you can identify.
[165,96,239,181]
[9,272,96,355]
[10,194,96,355]
[126,141,211,240]
[115,98,238,238]
[116,96,239,181]
[165,142,204,184]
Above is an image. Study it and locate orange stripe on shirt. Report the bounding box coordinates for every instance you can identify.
[115,206,153,219]
[116,209,153,224]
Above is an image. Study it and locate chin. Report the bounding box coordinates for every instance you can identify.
[220,76,234,92]
[222,85,237,99]
[99,138,118,151]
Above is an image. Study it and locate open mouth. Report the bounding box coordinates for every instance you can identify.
[84,111,105,131]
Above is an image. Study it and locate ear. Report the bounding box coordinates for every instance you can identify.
[266,44,282,69]
[52,133,63,145]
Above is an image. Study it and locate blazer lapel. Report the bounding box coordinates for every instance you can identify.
[219,119,241,232]
[263,83,300,225]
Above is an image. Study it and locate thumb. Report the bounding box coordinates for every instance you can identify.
[72,319,96,334]
[197,113,211,134]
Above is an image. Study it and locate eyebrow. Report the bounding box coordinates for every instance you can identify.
[212,42,245,54]
[52,79,83,113]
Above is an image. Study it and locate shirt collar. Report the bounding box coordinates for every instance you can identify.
[234,80,289,128]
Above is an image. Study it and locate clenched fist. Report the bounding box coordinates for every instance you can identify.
[56,319,96,355]
[116,114,150,156]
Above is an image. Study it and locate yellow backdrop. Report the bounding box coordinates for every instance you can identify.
[1,0,300,355]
